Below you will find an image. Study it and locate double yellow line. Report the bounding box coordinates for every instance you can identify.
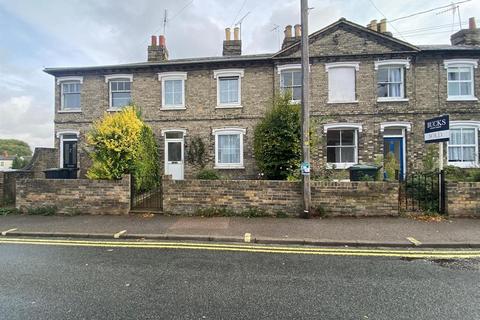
[1,237,480,259]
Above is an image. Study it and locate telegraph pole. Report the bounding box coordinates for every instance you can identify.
[300,0,311,218]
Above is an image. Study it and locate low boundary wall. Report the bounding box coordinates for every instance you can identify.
[162,177,399,216]
[16,175,130,215]
[446,182,480,217]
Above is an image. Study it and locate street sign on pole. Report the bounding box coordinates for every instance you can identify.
[424,115,450,144]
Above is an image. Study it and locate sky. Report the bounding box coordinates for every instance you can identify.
[0,0,478,150]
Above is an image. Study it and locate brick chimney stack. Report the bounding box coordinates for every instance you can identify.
[223,27,242,56]
[282,24,301,49]
[148,35,169,62]
[451,17,480,46]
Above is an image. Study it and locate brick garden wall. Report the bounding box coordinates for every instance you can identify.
[446,182,480,217]
[16,175,130,215]
[162,177,399,216]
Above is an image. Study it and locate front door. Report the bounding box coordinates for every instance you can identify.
[63,140,78,169]
[164,135,184,180]
[384,137,404,180]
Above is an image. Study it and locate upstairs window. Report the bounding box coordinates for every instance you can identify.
[377,66,404,99]
[278,65,302,102]
[444,59,478,101]
[219,77,239,104]
[214,69,244,108]
[105,74,133,110]
[325,62,359,103]
[57,76,83,111]
[61,82,81,110]
[158,72,187,109]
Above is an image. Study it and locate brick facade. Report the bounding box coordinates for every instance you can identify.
[446,182,480,217]
[162,177,399,216]
[46,19,480,180]
[16,176,130,215]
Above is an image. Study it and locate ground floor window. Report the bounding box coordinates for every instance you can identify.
[448,127,478,167]
[326,129,358,168]
[213,128,245,168]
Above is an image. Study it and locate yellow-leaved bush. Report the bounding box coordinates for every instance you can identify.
[86,106,160,191]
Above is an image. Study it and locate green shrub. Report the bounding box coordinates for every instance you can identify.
[445,166,480,182]
[384,153,399,181]
[196,169,221,180]
[422,144,438,172]
[0,207,20,216]
[187,136,206,168]
[311,205,327,218]
[27,206,57,216]
[275,211,289,218]
[86,106,160,192]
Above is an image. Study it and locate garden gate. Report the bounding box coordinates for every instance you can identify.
[399,170,446,214]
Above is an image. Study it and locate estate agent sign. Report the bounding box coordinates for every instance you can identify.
[424,115,450,144]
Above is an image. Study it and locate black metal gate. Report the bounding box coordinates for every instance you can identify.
[130,176,163,212]
[399,170,446,214]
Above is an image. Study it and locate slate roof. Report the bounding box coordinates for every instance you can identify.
[44,18,480,76]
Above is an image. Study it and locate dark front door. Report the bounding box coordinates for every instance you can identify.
[63,140,77,169]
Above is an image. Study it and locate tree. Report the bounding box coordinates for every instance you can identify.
[86,106,160,191]
[0,139,32,157]
[254,94,302,180]
[12,156,29,169]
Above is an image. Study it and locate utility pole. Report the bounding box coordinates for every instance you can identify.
[300,0,311,218]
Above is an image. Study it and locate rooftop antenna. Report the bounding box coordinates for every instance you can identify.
[235,11,251,40]
[271,24,280,49]
[163,9,168,35]
[436,2,463,31]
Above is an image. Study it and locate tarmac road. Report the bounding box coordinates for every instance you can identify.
[0,238,479,319]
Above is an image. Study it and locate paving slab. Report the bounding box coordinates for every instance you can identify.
[1,214,479,246]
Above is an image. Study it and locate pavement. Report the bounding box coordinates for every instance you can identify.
[1,214,480,248]
[1,240,479,319]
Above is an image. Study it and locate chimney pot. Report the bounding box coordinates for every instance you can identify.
[159,35,166,47]
[284,25,293,38]
[151,35,157,46]
[225,28,231,41]
[369,20,377,31]
[469,17,477,30]
[234,27,240,40]
[294,24,301,37]
[378,18,387,33]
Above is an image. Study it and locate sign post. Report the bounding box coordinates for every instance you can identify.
[424,115,449,214]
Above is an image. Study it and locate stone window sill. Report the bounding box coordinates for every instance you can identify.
[377,98,409,103]
[107,108,122,112]
[216,105,243,109]
[327,100,359,104]
[58,109,82,113]
[214,165,245,169]
[446,97,478,102]
[161,106,186,110]
[326,163,356,169]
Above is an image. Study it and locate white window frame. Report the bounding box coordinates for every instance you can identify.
[57,76,83,113]
[214,69,244,108]
[323,123,361,169]
[212,127,246,169]
[277,64,302,104]
[105,74,133,110]
[444,59,478,101]
[56,130,80,169]
[158,72,187,110]
[325,62,360,104]
[447,121,480,168]
[375,60,410,102]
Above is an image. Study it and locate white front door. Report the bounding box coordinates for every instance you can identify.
[164,135,184,180]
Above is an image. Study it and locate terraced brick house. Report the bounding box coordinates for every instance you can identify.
[44,17,480,180]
